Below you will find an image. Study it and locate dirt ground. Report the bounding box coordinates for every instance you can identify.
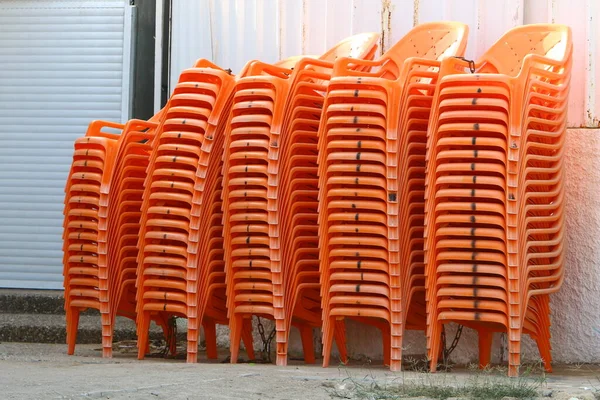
[0,343,599,400]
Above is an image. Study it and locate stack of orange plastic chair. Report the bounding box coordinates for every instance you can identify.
[133,57,304,364]
[316,22,469,371]
[220,60,292,364]
[423,24,572,376]
[102,119,170,357]
[190,58,307,362]
[277,34,381,365]
[135,60,248,363]
[196,163,256,361]
[63,117,169,357]
[63,121,120,355]
[221,34,380,366]
[192,62,262,362]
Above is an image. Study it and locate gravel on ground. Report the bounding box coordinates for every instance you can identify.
[0,343,599,400]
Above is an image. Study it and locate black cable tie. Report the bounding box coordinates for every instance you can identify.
[452,56,476,73]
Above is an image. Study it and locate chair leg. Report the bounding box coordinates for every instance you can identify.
[334,319,348,365]
[229,314,243,364]
[154,314,176,356]
[429,322,442,372]
[300,325,316,364]
[382,327,391,367]
[478,330,494,369]
[187,318,198,363]
[536,336,553,373]
[203,319,218,360]
[137,311,151,360]
[508,328,522,377]
[101,312,113,358]
[390,321,403,372]
[322,317,336,368]
[66,307,80,355]
[536,307,553,372]
[241,318,255,360]
[169,321,177,357]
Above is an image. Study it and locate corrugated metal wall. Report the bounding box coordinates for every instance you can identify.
[169,0,599,127]
[0,0,131,289]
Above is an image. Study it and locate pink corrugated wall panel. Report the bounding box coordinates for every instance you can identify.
[169,0,599,127]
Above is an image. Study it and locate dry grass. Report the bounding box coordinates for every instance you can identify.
[327,362,546,400]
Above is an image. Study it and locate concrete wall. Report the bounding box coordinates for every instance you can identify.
[549,128,600,364]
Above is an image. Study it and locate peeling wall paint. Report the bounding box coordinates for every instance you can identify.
[380,0,393,53]
[169,0,599,127]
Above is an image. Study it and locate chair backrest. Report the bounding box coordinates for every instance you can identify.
[377,21,469,79]
[274,55,316,69]
[477,24,572,76]
[331,21,469,80]
[242,33,380,76]
[319,32,380,62]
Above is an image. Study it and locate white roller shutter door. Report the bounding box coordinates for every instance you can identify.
[0,0,132,289]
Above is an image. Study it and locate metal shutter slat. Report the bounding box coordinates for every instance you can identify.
[0,0,128,289]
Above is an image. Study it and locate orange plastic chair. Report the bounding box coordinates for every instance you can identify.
[422,24,572,377]
[316,22,469,371]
